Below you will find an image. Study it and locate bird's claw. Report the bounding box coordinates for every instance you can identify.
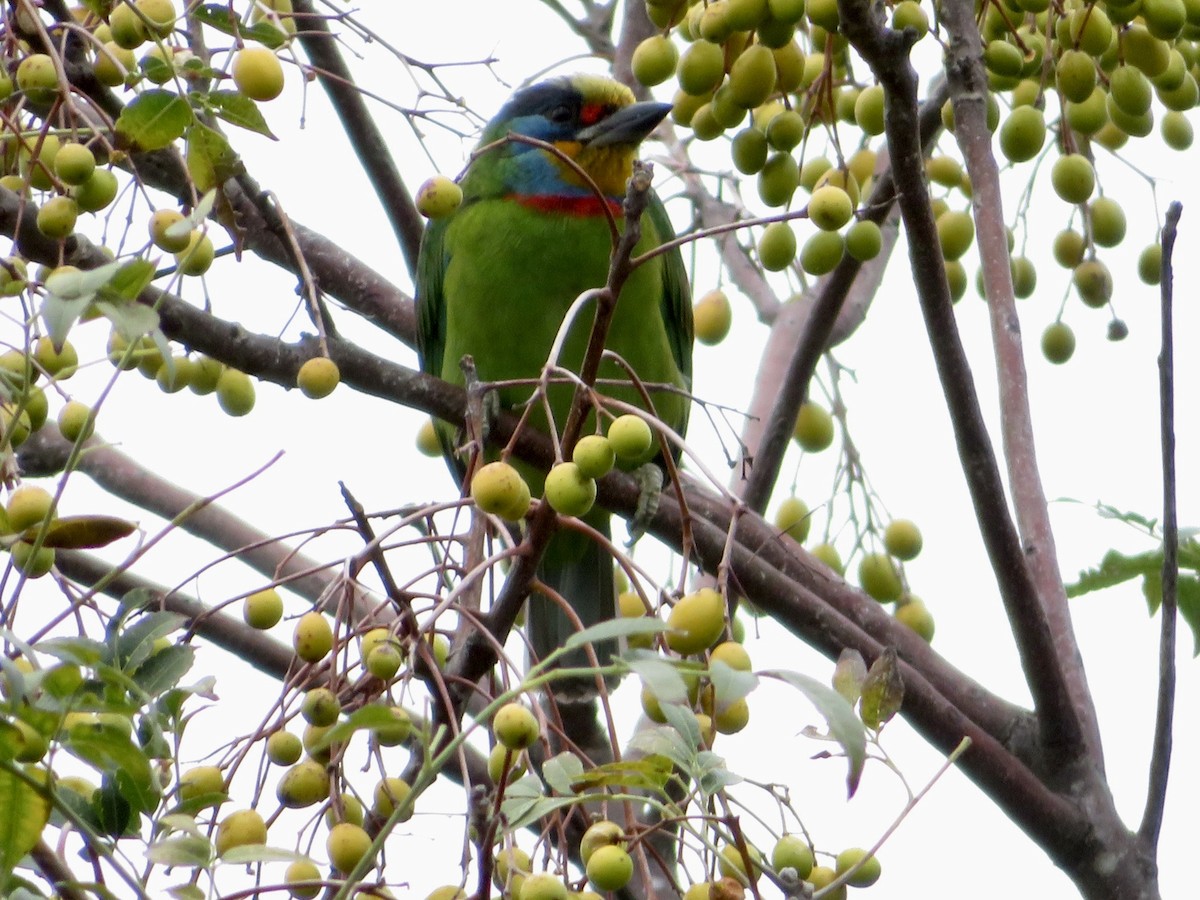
[626,463,664,546]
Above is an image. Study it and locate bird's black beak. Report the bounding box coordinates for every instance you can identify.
[576,100,673,147]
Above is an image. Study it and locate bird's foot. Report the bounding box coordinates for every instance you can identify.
[626,463,664,545]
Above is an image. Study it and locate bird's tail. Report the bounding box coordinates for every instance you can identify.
[528,520,618,702]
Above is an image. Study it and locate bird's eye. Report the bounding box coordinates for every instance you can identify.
[546,104,574,124]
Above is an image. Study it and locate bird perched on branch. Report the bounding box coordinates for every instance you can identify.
[416,74,692,699]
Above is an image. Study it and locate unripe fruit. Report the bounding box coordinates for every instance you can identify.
[214,809,267,856]
[1011,255,1037,299]
[520,873,569,900]
[33,338,77,380]
[845,219,882,261]
[149,209,191,252]
[935,209,975,261]
[587,845,634,892]
[731,128,769,174]
[715,697,750,733]
[1053,230,1086,269]
[666,588,726,655]
[618,590,657,649]
[1073,259,1113,307]
[17,54,59,102]
[56,400,93,444]
[326,821,372,872]
[678,40,725,96]
[366,644,404,680]
[1143,0,1187,39]
[284,859,322,900]
[73,169,119,213]
[1110,65,1153,116]
[800,230,844,275]
[854,84,885,135]
[54,144,96,186]
[1050,154,1095,204]
[572,434,615,479]
[544,462,596,517]
[607,414,655,465]
[1056,49,1097,103]
[883,519,922,560]
[1,406,32,449]
[301,687,341,726]
[216,368,256,416]
[471,461,531,521]
[998,106,1046,162]
[266,730,303,765]
[373,706,411,746]
[416,419,442,456]
[175,232,215,276]
[7,485,54,532]
[632,35,678,87]
[276,759,328,808]
[1069,5,1113,55]
[293,610,334,662]
[243,588,283,629]
[495,847,533,893]
[416,175,462,218]
[808,865,846,900]
[579,820,625,866]
[857,553,902,602]
[895,598,935,641]
[1161,110,1194,150]
[757,152,799,207]
[232,46,285,101]
[136,0,177,37]
[36,196,77,239]
[493,702,539,750]
[1041,321,1076,364]
[718,843,763,881]
[758,221,796,271]
[1088,197,1126,247]
[178,765,224,802]
[1138,244,1163,285]
[793,401,834,451]
[693,289,733,345]
[775,496,810,543]
[807,185,853,231]
[303,722,334,763]
[488,742,526,782]
[372,776,412,819]
[771,834,814,878]
[835,847,882,887]
[709,640,751,671]
[12,541,54,577]
[296,357,339,399]
[765,109,804,151]
[811,541,843,573]
[728,44,777,109]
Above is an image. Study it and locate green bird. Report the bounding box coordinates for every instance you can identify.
[416,74,692,699]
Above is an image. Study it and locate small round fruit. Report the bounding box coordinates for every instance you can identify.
[7,485,54,532]
[284,859,323,900]
[758,221,796,271]
[807,185,854,231]
[631,34,678,87]
[709,640,751,671]
[266,730,303,765]
[326,821,372,872]
[302,723,334,763]
[1088,197,1126,247]
[666,588,726,655]
[109,3,148,48]
[73,169,119,212]
[521,873,569,900]
[771,834,814,878]
[607,414,654,465]
[677,40,724,95]
[1050,153,1095,204]
[243,588,283,629]
[543,462,596,517]
[845,219,882,261]
[857,553,902,602]
[366,644,404,680]
[178,765,224,802]
[34,337,78,378]
[372,706,411,746]
[581,820,625,864]
[1041,321,1076,364]
[799,230,844,275]
[276,759,328,808]
[215,808,267,856]
[1053,229,1086,269]
[775,496,810,543]
[135,0,177,37]
[301,687,341,726]
[587,845,634,892]
[793,401,834,451]
[895,598,935,641]
[148,209,191,252]
[1073,259,1113,308]
[293,611,334,663]
[807,865,845,900]
[175,231,215,276]
[882,519,922,560]
[372,776,413,819]
[495,847,533,892]
[232,46,285,101]
[158,359,193,395]
[572,434,615,479]
[693,289,732,345]
[835,847,882,887]
[715,697,750,733]
[57,400,94,443]
[471,461,531,520]
[1138,244,1162,285]
[16,54,59,102]
[718,843,763,881]
[493,702,539,751]
[487,742,525,782]
[758,152,799,207]
[297,357,339,398]
[731,128,769,174]
[53,143,96,187]
[415,175,462,218]
[216,368,256,416]
[998,105,1046,162]
[416,419,442,456]
[325,793,364,828]
[935,209,975,261]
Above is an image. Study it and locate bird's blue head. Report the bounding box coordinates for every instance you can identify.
[467,75,672,208]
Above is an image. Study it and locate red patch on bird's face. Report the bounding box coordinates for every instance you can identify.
[580,103,606,126]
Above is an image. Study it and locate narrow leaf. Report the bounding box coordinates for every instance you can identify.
[859,648,904,732]
[203,91,275,138]
[0,765,50,885]
[832,648,867,705]
[33,516,136,550]
[564,617,668,652]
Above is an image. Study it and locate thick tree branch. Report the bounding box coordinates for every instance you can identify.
[940,0,1102,773]
[1140,201,1182,847]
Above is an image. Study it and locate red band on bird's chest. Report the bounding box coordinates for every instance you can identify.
[509,193,622,216]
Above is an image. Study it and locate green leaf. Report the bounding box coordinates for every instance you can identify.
[133,645,194,696]
[859,648,904,732]
[1179,576,1200,656]
[695,749,742,794]
[541,751,584,796]
[94,302,160,345]
[31,516,136,550]
[498,775,579,831]
[216,845,299,865]
[111,611,186,670]
[37,637,106,667]
[185,123,244,193]
[145,834,213,868]
[103,259,158,301]
[308,704,409,753]
[624,650,692,705]
[569,755,674,794]
[203,90,275,139]
[38,292,94,351]
[708,660,757,708]
[166,884,207,900]
[65,728,159,814]
[1067,548,1162,598]
[0,766,50,890]
[762,668,867,796]
[564,617,668,653]
[832,648,867,705]
[190,5,290,47]
[660,701,702,751]
[116,90,193,152]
